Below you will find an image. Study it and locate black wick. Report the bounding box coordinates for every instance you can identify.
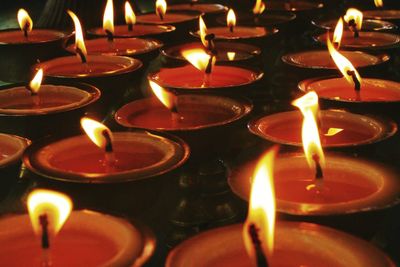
[102,130,113,153]
[347,70,361,91]
[204,33,217,74]
[76,47,87,63]
[312,154,324,180]
[348,19,359,38]
[248,224,269,267]
[39,214,50,249]
[105,30,114,42]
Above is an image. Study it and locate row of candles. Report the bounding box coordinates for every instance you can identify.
[0,0,399,266]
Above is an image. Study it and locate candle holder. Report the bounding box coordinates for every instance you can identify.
[312,18,398,32]
[166,222,395,267]
[0,81,100,140]
[0,210,156,266]
[0,29,70,82]
[364,10,400,26]
[169,3,228,23]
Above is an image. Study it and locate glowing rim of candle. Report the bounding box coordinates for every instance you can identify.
[0,133,30,168]
[115,94,253,131]
[0,28,70,45]
[23,130,190,183]
[87,24,176,38]
[363,10,400,20]
[215,11,297,27]
[228,153,400,215]
[190,26,275,40]
[248,110,397,147]
[0,210,156,267]
[281,50,390,70]
[166,222,394,267]
[135,10,201,25]
[311,18,397,32]
[298,76,400,103]
[168,3,228,14]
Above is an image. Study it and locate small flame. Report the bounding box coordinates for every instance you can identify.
[227,9,236,29]
[327,37,362,87]
[344,8,363,31]
[292,92,325,169]
[333,18,343,48]
[156,0,167,20]
[17,9,33,33]
[81,117,113,150]
[103,0,115,35]
[243,146,278,260]
[199,16,208,48]
[149,81,175,111]
[125,1,136,25]
[253,0,266,15]
[325,128,344,137]
[27,189,72,236]
[29,68,43,94]
[67,11,87,60]
[374,0,383,7]
[181,48,214,72]
[227,52,236,61]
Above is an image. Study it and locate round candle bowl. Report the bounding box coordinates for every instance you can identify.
[23,130,189,215]
[166,222,394,267]
[248,109,397,148]
[0,81,100,140]
[0,210,155,267]
[229,153,400,237]
[312,18,398,32]
[36,55,143,118]
[64,37,163,62]
[0,29,70,82]
[160,41,262,66]
[115,95,252,159]
[169,3,227,22]
[364,10,400,26]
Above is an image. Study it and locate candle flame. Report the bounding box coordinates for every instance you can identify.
[149,81,176,111]
[344,8,363,31]
[17,9,33,33]
[81,117,113,150]
[156,0,167,20]
[374,0,383,7]
[181,48,214,72]
[227,9,236,29]
[327,37,362,87]
[103,0,115,35]
[292,92,325,169]
[227,52,236,61]
[243,146,278,261]
[67,11,87,60]
[125,1,136,25]
[199,16,209,48]
[27,189,72,237]
[253,0,266,15]
[29,68,44,94]
[333,18,343,48]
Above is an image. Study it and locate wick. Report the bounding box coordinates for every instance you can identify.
[248,224,269,267]
[105,30,114,42]
[23,23,30,38]
[348,19,359,38]
[157,9,164,21]
[128,23,133,31]
[39,214,49,249]
[312,154,323,180]
[205,55,214,74]
[102,130,116,170]
[25,85,41,107]
[346,70,361,91]
[205,33,217,56]
[229,25,234,33]
[76,47,87,64]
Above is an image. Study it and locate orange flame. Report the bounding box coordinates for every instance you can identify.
[374,0,383,7]
[156,0,167,20]
[253,0,266,15]
[27,189,72,236]
[344,8,363,31]
[103,0,115,35]
[333,18,343,48]
[292,92,325,169]
[243,146,278,261]
[17,9,33,33]
[29,68,43,94]
[199,16,208,48]
[227,9,236,29]
[125,1,136,25]
[181,48,214,72]
[327,37,362,87]
[81,117,113,150]
[67,11,87,60]
[149,81,176,111]
[227,52,236,61]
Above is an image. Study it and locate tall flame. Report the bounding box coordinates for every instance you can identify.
[292,92,325,169]
[156,0,167,20]
[327,37,362,87]
[333,18,343,48]
[199,16,208,48]
[27,189,72,236]
[227,9,236,29]
[243,146,278,261]
[103,0,115,35]
[17,9,33,33]
[81,117,113,150]
[344,8,363,31]
[67,11,87,60]
[149,81,176,111]
[253,0,266,15]
[374,0,383,7]
[125,1,136,25]
[29,68,44,94]
[181,48,214,72]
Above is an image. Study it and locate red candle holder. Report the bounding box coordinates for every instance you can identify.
[169,3,227,23]
[364,9,400,26]
[0,28,70,82]
[312,18,398,32]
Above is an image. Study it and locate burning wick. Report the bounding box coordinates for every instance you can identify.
[102,129,116,169]
[204,34,216,76]
[39,214,51,267]
[346,70,361,91]
[76,47,87,64]
[128,23,133,31]
[347,19,359,38]
[23,23,30,38]
[312,154,323,180]
[248,224,269,267]
[105,30,114,42]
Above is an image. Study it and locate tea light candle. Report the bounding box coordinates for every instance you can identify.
[312,18,397,32]
[0,134,30,168]
[136,11,199,26]
[166,222,395,267]
[364,10,400,22]
[169,3,227,15]
[265,0,324,13]
[88,24,175,39]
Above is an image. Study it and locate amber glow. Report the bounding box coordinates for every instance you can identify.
[125,1,136,25]
[327,37,362,87]
[17,9,33,33]
[292,92,325,169]
[333,18,343,48]
[29,68,44,94]
[199,16,208,48]
[81,117,113,150]
[243,146,278,260]
[227,9,236,29]
[344,8,363,31]
[149,81,176,111]
[374,0,383,7]
[27,189,72,236]
[325,128,344,137]
[67,11,87,59]
[156,0,167,19]
[181,48,214,72]
[103,0,115,35]
[253,0,266,15]
[227,52,236,61]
